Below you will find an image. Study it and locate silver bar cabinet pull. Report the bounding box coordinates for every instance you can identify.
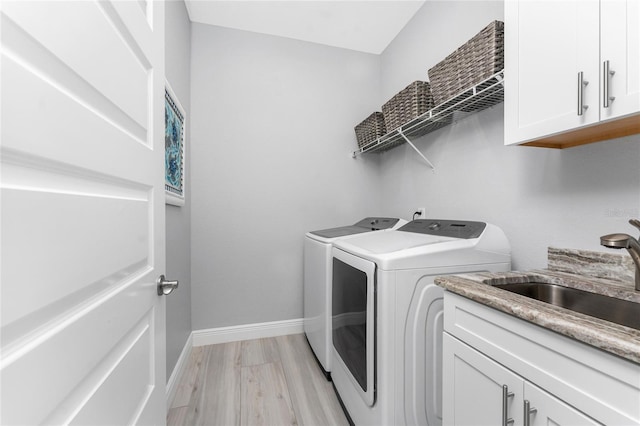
[502,385,515,426]
[603,60,616,108]
[524,400,538,426]
[577,72,589,116]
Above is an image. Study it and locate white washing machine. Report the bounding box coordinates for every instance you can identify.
[331,219,511,425]
[304,217,407,378]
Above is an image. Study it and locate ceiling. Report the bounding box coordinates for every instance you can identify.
[183,1,426,54]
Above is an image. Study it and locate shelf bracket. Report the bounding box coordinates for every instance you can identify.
[398,129,435,170]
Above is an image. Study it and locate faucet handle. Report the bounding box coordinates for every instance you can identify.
[630,219,640,232]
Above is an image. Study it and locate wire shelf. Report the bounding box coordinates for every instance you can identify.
[353,71,504,157]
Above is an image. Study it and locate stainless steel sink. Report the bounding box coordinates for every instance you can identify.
[494,282,640,331]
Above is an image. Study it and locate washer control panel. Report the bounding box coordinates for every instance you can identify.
[353,217,400,231]
[399,219,486,239]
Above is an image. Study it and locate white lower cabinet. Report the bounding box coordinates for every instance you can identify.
[444,333,602,425]
[442,292,640,426]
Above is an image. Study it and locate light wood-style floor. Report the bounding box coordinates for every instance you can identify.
[167,334,349,426]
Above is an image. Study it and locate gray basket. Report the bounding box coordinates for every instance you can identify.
[382,81,434,132]
[428,20,504,106]
[354,112,386,148]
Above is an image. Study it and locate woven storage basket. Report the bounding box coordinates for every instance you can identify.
[382,81,434,132]
[354,112,386,148]
[428,20,504,106]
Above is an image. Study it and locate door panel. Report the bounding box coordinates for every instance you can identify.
[1,1,166,424]
[3,1,150,130]
[68,316,154,426]
[505,0,600,144]
[1,10,152,176]
[1,274,157,424]
[600,0,640,120]
[443,333,524,426]
[1,188,149,329]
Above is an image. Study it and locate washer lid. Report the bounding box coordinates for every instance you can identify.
[335,230,457,255]
[309,217,400,238]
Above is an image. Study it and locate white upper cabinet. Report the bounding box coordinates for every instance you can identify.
[504,0,600,143]
[600,0,640,121]
[505,0,640,147]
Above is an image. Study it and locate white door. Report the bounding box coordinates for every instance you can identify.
[504,0,600,145]
[1,1,166,425]
[600,0,640,121]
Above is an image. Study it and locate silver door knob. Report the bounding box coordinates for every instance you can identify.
[157,275,179,296]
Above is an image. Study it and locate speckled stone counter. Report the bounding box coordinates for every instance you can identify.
[435,247,640,364]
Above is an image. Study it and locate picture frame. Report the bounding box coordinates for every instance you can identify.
[164,81,186,206]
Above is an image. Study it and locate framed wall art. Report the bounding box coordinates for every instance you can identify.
[164,82,186,206]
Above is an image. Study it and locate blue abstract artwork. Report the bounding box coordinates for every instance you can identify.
[165,88,184,201]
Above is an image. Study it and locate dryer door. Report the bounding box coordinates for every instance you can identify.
[332,248,376,407]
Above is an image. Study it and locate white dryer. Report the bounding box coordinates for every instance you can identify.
[331,219,511,426]
[304,217,407,378]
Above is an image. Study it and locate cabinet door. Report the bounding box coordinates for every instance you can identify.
[505,0,600,145]
[524,382,603,426]
[443,333,524,426]
[600,0,640,120]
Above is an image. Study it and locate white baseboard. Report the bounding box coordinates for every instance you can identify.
[192,318,304,347]
[166,332,193,406]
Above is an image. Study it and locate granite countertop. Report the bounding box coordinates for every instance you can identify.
[435,247,640,364]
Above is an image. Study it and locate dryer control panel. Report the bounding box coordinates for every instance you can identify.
[310,217,401,238]
[399,219,486,239]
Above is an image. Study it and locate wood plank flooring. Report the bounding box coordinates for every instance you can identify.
[167,334,349,426]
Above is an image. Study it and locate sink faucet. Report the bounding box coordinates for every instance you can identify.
[600,219,640,291]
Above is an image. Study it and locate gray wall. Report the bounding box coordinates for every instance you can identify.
[377,1,640,271]
[190,24,383,330]
[187,1,639,333]
[164,0,192,380]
